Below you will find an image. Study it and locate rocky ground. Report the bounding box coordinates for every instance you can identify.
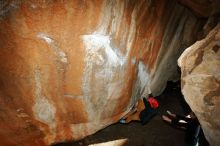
[54,81,209,146]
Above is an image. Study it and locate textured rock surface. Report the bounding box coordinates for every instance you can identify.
[178,24,220,146]
[178,0,220,17]
[0,0,204,145]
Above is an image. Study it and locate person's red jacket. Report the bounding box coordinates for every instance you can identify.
[147,97,159,109]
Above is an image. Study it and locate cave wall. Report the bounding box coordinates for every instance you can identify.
[178,0,220,17]
[0,0,204,145]
[178,24,220,146]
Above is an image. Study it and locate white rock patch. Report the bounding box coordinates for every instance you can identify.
[33,69,56,129]
[37,32,68,63]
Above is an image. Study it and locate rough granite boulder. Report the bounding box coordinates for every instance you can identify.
[178,24,220,146]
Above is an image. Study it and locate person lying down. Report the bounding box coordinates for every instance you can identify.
[119,95,159,125]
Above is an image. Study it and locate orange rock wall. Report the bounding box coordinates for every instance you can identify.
[0,0,204,145]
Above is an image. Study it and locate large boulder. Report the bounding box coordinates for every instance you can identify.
[178,24,220,146]
[0,0,204,145]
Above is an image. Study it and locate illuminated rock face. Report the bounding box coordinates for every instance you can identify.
[178,24,220,146]
[0,0,204,145]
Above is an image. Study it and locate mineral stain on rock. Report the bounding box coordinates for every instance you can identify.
[212,44,220,53]
[37,32,68,64]
[33,69,57,143]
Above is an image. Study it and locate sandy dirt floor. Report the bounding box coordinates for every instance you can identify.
[54,82,209,146]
